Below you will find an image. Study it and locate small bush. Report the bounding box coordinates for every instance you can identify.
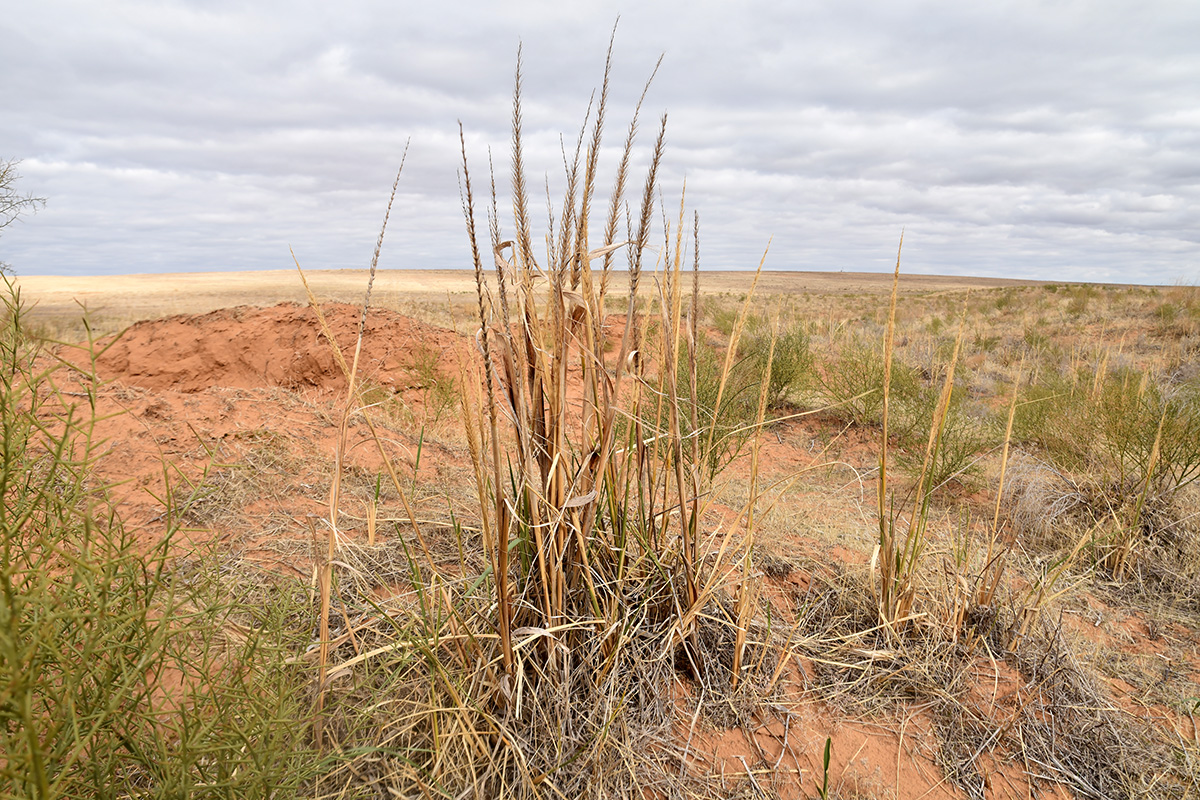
[1011,360,1200,582]
[1017,365,1200,495]
[677,335,763,477]
[1022,326,1054,354]
[893,381,995,491]
[972,333,1001,352]
[742,316,812,408]
[818,335,920,426]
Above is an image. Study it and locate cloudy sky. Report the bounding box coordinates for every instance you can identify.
[3,0,1198,284]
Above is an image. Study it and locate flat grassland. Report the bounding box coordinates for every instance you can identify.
[14,268,1048,340]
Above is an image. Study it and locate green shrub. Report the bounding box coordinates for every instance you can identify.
[742,317,812,408]
[1022,325,1053,354]
[892,381,995,491]
[818,336,920,426]
[817,328,992,490]
[0,281,321,798]
[1065,285,1096,316]
[972,333,1001,353]
[676,335,762,477]
[1016,364,1200,496]
[1012,369,1092,472]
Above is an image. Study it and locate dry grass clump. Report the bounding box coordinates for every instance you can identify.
[1007,620,1197,800]
[1154,285,1200,342]
[179,429,299,527]
[782,275,1199,797]
[793,566,1024,797]
[1000,453,1092,549]
[1123,483,1200,610]
[291,40,787,798]
[1003,429,1200,616]
[791,566,1197,799]
[997,351,1200,603]
[312,574,727,798]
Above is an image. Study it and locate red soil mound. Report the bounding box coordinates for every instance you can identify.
[94,302,465,394]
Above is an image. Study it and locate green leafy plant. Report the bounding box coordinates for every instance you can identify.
[893,381,994,492]
[676,334,763,477]
[1016,363,1200,496]
[817,736,833,800]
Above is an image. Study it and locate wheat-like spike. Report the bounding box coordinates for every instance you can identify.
[599,54,662,305]
[579,120,667,587]
[660,186,698,614]
[689,212,701,468]
[487,148,503,268]
[358,142,409,340]
[511,46,537,276]
[604,112,666,423]
[556,112,587,284]
[559,98,591,286]
[629,114,667,308]
[571,22,616,290]
[459,122,514,676]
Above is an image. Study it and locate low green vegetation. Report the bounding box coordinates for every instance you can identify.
[0,282,324,798]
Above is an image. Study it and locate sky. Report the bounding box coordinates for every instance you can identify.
[2,0,1199,284]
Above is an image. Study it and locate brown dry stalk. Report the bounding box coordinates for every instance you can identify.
[875,241,973,635]
[975,360,1024,613]
[660,186,698,613]
[712,252,765,449]
[1111,407,1166,579]
[875,239,902,626]
[731,303,779,689]
[295,153,416,736]
[460,122,514,679]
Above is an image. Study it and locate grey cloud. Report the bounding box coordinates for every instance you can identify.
[2,0,1198,284]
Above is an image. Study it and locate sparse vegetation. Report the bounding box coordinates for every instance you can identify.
[743,312,813,408]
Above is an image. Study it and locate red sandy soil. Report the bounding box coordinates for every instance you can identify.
[43,301,1199,800]
[59,303,473,559]
[95,302,466,394]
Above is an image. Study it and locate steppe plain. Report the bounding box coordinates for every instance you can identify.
[6,267,1199,799]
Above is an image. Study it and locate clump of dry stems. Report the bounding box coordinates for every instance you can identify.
[296,40,783,798]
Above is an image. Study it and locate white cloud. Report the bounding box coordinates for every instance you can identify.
[1,0,1198,283]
